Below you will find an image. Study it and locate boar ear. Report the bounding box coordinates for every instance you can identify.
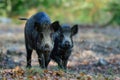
[51,21,61,32]
[34,22,41,31]
[71,24,78,36]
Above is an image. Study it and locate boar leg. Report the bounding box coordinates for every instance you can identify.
[62,52,71,69]
[62,59,68,69]
[53,57,63,69]
[36,51,45,68]
[45,57,51,68]
[26,48,33,68]
[44,53,50,68]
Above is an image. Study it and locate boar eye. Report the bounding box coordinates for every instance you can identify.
[60,33,64,39]
[50,33,53,38]
[39,33,44,39]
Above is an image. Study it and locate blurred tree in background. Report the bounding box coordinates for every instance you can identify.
[0,0,120,26]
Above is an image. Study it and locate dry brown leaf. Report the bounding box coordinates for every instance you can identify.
[12,66,24,76]
[43,76,48,80]
[2,77,7,80]
[28,75,34,80]
[82,60,89,65]
[44,70,48,73]
[110,59,117,63]
[54,77,59,80]
[80,72,86,76]
[77,76,81,80]
[55,70,64,77]
[87,76,92,80]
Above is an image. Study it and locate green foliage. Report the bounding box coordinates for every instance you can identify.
[107,0,120,25]
[0,0,120,25]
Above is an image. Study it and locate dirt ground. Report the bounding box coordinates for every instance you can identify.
[0,23,120,78]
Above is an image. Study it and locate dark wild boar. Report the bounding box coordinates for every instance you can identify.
[47,22,78,69]
[20,12,60,68]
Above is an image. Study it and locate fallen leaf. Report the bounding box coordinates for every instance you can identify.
[44,70,48,73]
[55,70,64,77]
[2,77,7,80]
[80,72,86,76]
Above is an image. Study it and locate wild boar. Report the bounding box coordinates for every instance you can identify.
[21,12,60,68]
[47,22,78,69]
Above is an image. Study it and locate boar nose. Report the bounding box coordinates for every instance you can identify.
[44,44,49,49]
[64,41,70,48]
[43,44,52,52]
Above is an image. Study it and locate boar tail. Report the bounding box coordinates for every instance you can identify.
[19,17,28,20]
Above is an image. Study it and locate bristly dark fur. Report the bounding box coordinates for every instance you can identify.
[50,37,72,69]
[47,24,78,69]
[24,12,60,69]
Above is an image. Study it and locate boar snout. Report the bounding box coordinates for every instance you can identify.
[42,44,52,52]
[63,41,71,48]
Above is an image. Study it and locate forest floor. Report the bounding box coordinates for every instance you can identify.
[0,23,120,80]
